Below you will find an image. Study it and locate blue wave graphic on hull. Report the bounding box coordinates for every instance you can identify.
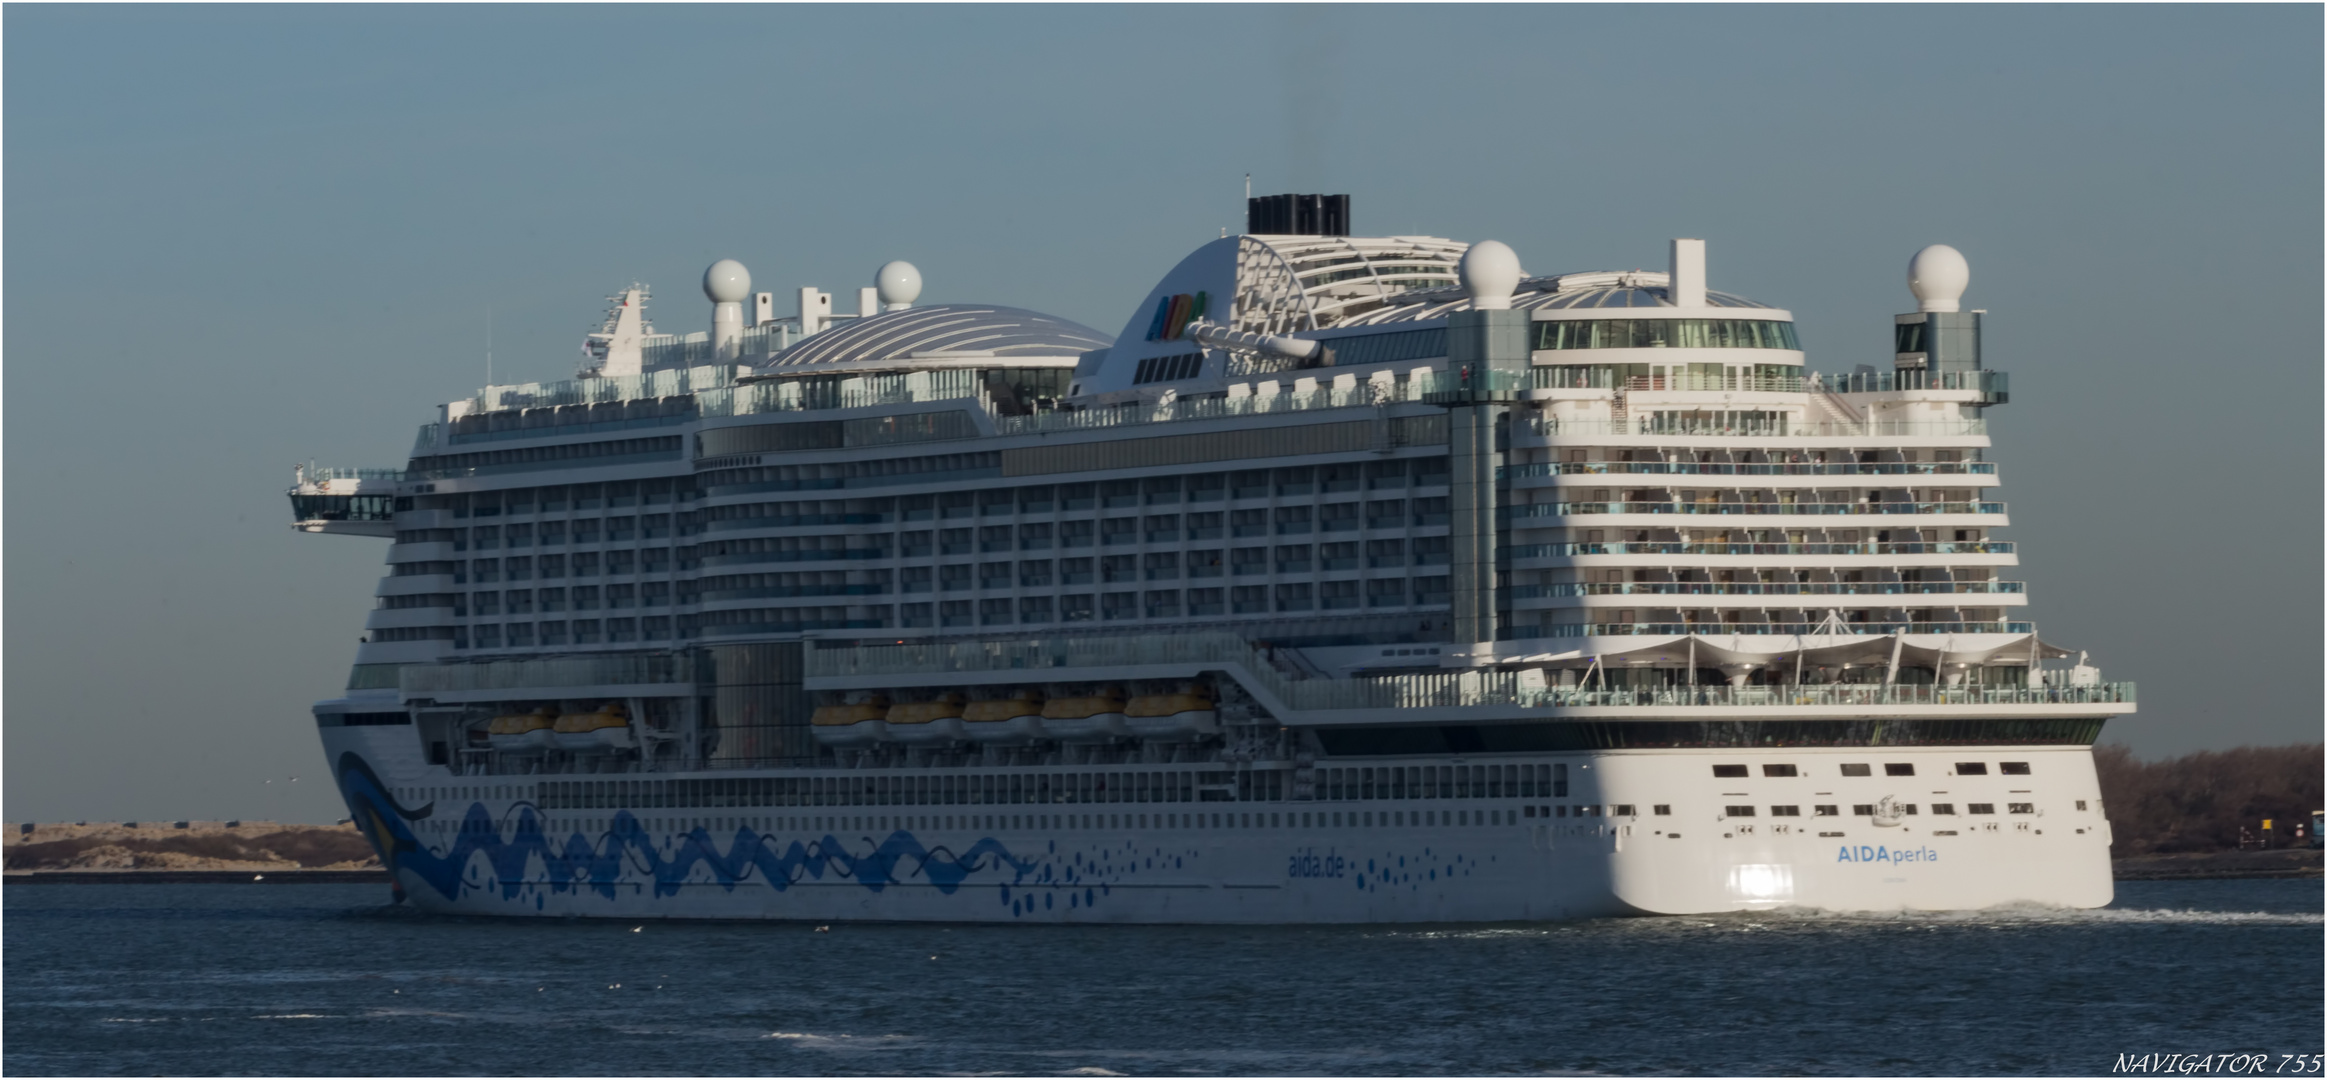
[334,752,1039,905]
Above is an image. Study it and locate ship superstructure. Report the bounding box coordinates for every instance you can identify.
[295,197,2132,921]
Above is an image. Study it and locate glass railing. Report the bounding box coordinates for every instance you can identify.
[807,632,2129,713]
[1818,370,2008,398]
[1506,542,2014,558]
[465,365,742,416]
[697,369,992,418]
[1525,682,2129,708]
[401,654,688,694]
[300,467,402,483]
[1506,501,2005,518]
[1501,461,1996,479]
[1547,621,2033,636]
[1525,418,1987,438]
[1525,369,2005,398]
[1510,581,2025,599]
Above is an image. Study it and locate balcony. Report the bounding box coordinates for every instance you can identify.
[1525,418,1986,440]
[1507,541,2015,558]
[1501,461,1996,480]
[1547,621,2032,636]
[1515,581,2025,599]
[1824,369,2008,403]
[1507,500,2006,520]
[288,465,400,538]
[804,631,2131,720]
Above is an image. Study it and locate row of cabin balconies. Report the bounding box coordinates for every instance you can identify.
[1501,497,2004,525]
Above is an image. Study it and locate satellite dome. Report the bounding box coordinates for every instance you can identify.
[703,259,751,304]
[1458,240,1523,310]
[1907,245,1969,313]
[875,260,923,309]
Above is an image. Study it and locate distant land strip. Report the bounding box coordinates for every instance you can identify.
[6,869,389,885]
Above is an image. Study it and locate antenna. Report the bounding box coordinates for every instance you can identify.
[1244,173,1251,201]
[485,307,494,387]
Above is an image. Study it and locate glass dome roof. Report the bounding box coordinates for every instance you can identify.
[763,304,1112,368]
[1338,270,1780,326]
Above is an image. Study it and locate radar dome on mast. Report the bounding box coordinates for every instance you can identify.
[1457,240,1523,310]
[1908,244,1970,313]
[875,261,923,311]
[704,259,750,360]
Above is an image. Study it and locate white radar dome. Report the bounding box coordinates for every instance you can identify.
[1458,240,1523,310]
[1907,245,1969,313]
[875,260,923,309]
[703,259,752,304]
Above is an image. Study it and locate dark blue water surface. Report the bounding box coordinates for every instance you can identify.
[5,880,2319,1076]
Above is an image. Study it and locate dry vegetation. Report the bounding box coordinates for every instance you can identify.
[2094,742,2323,855]
[2,822,380,872]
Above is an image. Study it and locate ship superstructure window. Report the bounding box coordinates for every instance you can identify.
[1967,803,1996,815]
[1725,805,1757,817]
[1931,803,1956,815]
[1712,765,1749,778]
[1956,763,1989,775]
[1533,318,1800,351]
[1840,763,1872,776]
[1761,764,1798,777]
[2000,762,2031,775]
[1885,763,1916,776]
[1133,352,1203,384]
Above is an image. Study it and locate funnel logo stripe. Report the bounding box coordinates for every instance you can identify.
[1144,291,1208,341]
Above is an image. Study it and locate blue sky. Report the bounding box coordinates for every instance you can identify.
[6,5,2318,822]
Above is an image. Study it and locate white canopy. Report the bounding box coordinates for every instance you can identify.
[1487,632,2072,671]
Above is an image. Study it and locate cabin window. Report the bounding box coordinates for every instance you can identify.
[1840,763,1871,776]
[1885,763,1916,776]
[1956,763,1989,776]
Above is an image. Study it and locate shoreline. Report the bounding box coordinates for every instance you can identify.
[2109,848,2321,881]
[5,869,389,885]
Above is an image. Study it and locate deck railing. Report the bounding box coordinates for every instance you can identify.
[1510,581,2026,599]
[1501,461,1997,479]
[1506,500,2006,519]
[1506,541,2015,558]
[807,633,2130,714]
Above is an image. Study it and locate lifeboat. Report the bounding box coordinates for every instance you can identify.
[810,695,891,748]
[885,693,967,745]
[963,690,1048,745]
[487,707,556,753]
[1125,686,1219,740]
[1041,688,1128,743]
[553,702,634,752]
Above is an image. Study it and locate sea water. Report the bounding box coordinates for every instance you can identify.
[4,879,2319,1076]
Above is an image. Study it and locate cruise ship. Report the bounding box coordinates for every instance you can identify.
[293,194,2135,921]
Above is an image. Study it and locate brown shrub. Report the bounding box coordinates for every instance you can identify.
[2095,742,2324,855]
[246,829,380,867]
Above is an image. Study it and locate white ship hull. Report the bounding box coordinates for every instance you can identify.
[325,724,2113,922]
